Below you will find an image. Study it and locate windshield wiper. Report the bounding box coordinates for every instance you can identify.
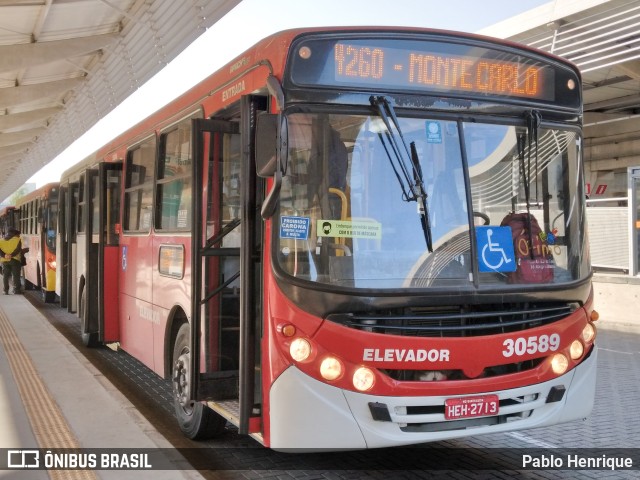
[370,95,433,252]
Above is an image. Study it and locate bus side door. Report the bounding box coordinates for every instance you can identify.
[80,162,122,345]
[100,162,122,342]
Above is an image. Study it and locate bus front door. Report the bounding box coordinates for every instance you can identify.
[190,97,263,436]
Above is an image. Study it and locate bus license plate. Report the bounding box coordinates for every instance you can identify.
[444,394,499,420]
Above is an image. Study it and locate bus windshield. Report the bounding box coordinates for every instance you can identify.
[276,112,589,289]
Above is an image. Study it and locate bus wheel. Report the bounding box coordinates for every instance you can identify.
[80,290,98,347]
[43,290,56,303]
[172,323,227,439]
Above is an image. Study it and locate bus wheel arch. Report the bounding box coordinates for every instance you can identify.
[164,306,188,380]
[171,321,227,440]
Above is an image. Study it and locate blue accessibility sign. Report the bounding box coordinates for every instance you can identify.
[475,226,516,272]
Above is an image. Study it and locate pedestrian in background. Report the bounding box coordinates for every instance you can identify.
[0,228,23,294]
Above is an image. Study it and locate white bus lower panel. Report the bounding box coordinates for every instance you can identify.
[268,348,597,450]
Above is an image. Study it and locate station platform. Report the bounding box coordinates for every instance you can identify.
[0,294,204,479]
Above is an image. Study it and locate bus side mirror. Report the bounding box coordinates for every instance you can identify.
[256,113,288,219]
[256,113,279,177]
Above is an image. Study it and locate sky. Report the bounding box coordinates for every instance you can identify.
[27,0,551,187]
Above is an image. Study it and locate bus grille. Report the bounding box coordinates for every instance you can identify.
[326,302,577,338]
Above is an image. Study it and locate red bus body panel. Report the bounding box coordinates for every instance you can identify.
[102,246,120,342]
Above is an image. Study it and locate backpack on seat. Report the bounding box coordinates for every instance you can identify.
[499,212,554,284]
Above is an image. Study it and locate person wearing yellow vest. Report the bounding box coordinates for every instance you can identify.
[0,228,23,295]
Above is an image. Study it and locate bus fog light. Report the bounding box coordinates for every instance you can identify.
[290,338,311,362]
[582,323,596,343]
[550,353,569,375]
[569,340,584,360]
[353,367,375,391]
[320,357,343,381]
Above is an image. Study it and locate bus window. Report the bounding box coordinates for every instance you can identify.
[157,120,193,231]
[78,175,86,233]
[105,168,121,245]
[124,137,155,232]
[91,175,100,237]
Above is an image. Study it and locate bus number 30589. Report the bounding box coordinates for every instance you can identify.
[502,334,561,357]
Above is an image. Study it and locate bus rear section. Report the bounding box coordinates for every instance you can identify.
[0,206,19,237]
[16,183,59,303]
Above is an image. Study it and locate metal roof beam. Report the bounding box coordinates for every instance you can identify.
[584,93,640,112]
[616,61,640,80]
[0,126,45,147]
[0,77,83,108]
[0,33,118,73]
[0,152,24,166]
[0,142,31,156]
[584,75,632,89]
[0,106,61,131]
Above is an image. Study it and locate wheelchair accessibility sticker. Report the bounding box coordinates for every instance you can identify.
[475,226,516,272]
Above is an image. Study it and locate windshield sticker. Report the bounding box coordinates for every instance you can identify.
[280,216,311,240]
[475,226,516,272]
[425,121,442,143]
[318,219,382,239]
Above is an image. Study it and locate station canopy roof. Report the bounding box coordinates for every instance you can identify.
[480,0,640,140]
[0,0,240,201]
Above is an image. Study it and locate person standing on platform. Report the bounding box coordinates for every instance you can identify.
[0,228,23,294]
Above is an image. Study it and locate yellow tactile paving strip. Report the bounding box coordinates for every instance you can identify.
[0,304,98,480]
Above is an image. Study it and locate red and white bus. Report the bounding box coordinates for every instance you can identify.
[16,183,59,303]
[55,27,597,450]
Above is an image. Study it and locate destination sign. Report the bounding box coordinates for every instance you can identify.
[289,36,580,107]
[334,43,548,99]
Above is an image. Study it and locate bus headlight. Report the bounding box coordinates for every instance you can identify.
[582,322,596,343]
[550,353,569,375]
[289,338,311,362]
[320,357,343,381]
[353,367,375,391]
[569,340,584,360]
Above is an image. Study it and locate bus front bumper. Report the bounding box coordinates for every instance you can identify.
[268,347,597,451]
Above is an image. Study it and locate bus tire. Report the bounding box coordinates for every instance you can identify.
[172,323,227,440]
[80,290,99,347]
[43,290,56,303]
